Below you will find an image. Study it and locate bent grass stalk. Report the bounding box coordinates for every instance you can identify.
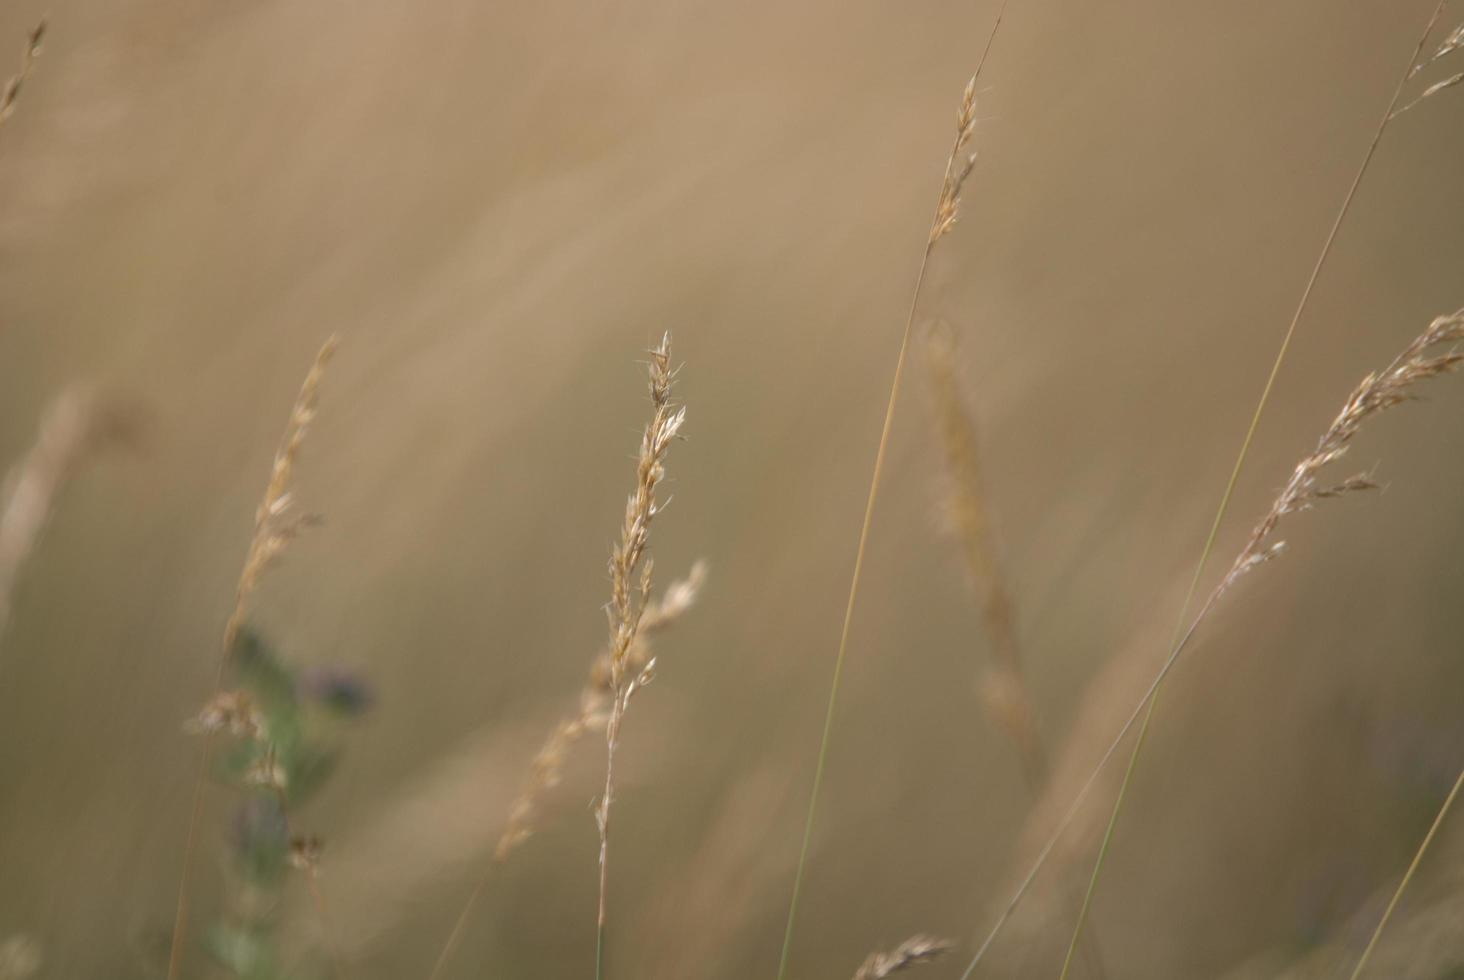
[1054,5,1452,976]
[958,306,1464,980]
[774,5,1010,977]
[165,336,339,980]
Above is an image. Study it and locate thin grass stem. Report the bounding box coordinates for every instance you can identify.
[1052,5,1450,975]
[1348,764,1464,979]
[773,4,1010,977]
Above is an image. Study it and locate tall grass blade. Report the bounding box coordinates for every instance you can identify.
[1053,5,1451,975]
[773,5,1010,977]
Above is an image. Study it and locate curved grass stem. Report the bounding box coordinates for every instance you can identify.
[773,4,1011,977]
[1051,5,1449,975]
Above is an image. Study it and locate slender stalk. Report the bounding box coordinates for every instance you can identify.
[596,708,622,980]
[773,5,1009,977]
[1053,6,1450,976]
[1348,764,1464,979]
[964,319,1464,980]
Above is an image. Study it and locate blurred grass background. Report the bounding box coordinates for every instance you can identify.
[0,0,1462,976]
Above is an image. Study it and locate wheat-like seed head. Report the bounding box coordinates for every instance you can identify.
[931,74,980,245]
[605,333,685,686]
[494,561,706,861]
[224,335,338,648]
[1219,308,1464,599]
[923,325,1045,787]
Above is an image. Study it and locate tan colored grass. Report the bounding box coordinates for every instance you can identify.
[963,307,1464,977]
[0,386,139,639]
[777,7,1012,973]
[594,331,685,974]
[852,935,953,980]
[421,567,706,978]
[422,334,691,980]
[930,75,980,245]
[224,334,339,648]
[166,336,340,980]
[497,560,705,861]
[923,325,1044,789]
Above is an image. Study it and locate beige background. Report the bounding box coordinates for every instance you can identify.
[0,1,1462,977]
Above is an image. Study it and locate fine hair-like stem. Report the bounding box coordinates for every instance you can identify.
[1052,5,1454,976]
[773,5,1010,977]
[960,303,1464,980]
[1347,763,1464,979]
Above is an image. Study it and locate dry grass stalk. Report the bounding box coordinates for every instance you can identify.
[964,307,1464,979]
[595,331,685,975]
[1390,71,1464,117]
[1413,18,1464,73]
[224,334,339,648]
[0,386,139,639]
[0,20,44,131]
[497,560,706,861]
[1213,307,1464,599]
[422,340,694,980]
[923,325,1044,789]
[1047,7,1458,975]
[930,74,980,245]
[166,336,340,980]
[852,935,953,980]
[925,328,1110,979]
[777,8,1011,976]
[1391,11,1464,117]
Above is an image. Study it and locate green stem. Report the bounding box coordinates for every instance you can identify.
[1053,4,1444,972]
[773,5,1012,977]
[1349,765,1464,980]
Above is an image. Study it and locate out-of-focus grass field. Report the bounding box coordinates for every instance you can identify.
[1,1,1463,977]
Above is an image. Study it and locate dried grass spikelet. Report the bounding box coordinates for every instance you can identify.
[1215,307,1464,600]
[166,336,338,980]
[930,74,980,244]
[596,331,686,940]
[223,335,338,649]
[852,935,953,980]
[425,336,693,980]
[1393,14,1464,117]
[0,20,44,130]
[0,385,141,637]
[966,308,1464,975]
[923,324,1045,789]
[495,560,706,860]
